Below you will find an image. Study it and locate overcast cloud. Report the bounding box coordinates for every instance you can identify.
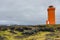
[0,0,60,25]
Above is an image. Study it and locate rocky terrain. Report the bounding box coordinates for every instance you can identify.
[0,24,60,40]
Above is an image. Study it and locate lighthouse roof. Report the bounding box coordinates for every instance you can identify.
[49,5,54,8]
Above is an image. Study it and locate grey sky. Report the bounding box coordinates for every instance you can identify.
[0,0,60,25]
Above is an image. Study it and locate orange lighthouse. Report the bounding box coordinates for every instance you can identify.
[46,5,55,25]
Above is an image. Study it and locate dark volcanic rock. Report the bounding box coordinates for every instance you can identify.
[9,30,17,34]
[0,36,7,40]
[15,28,24,32]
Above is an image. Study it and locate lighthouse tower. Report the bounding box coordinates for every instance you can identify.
[46,5,55,25]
